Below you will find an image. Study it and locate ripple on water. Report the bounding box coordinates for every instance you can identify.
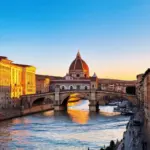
[0,100,130,150]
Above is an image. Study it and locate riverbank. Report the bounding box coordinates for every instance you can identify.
[0,104,54,122]
[117,109,145,150]
[0,108,21,121]
[0,102,129,150]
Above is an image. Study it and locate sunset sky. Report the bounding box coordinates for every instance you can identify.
[0,0,150,80]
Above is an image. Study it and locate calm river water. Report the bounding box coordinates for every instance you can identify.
[0,100,130,150]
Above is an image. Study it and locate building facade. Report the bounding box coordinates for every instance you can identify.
[0,56,36,109]
[36,74,50,94]
[136,69,150,148]
[50,52,98,91]
[0,57,12,108]
[143,69,150,129]
[136,74,144,107]
[99,79,136,94]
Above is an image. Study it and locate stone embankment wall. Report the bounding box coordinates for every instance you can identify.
[0,103,53,121]
[22,104,53,115]
[117,110,144,150]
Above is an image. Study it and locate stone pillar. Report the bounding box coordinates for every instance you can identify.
[89,89,99,112]
[54,105,66,111]
[89,105,98,112]
[54,85,66,111]
[27,96,32,108]
[55,85,60,101]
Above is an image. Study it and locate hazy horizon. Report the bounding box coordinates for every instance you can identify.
[1,0,150,80]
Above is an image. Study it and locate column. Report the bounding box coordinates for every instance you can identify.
[89,89,99,112]
[54,85,66,111]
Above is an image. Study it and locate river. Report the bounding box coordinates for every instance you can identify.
[0,100,130,150]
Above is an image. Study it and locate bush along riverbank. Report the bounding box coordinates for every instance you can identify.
[100,140,119,150]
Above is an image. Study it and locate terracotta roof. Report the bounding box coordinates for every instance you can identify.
[0,56,12,63]
[69,52,89,72]
[36,74,50,80]
[0,56,7,59]
[49,76,63,80]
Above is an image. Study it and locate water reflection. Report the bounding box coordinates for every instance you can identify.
[0,121,12,149]
[68,109,89,124]
[12,118,31,125]
[0,100,130,150]
[67,100,89,124]
[43,110,54,117]
[67,100,120,124]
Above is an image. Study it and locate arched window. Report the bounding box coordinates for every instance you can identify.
[62,86,65,90]
[85,86,88,90]
[77,85,80,90]
[70,86,73,90]
[77,74,80,77]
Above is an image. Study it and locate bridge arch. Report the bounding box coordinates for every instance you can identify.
[30,97,53,107]
[59,91,90,110]
[32,97,45,107]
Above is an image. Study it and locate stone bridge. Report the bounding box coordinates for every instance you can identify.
[21,87,137,112]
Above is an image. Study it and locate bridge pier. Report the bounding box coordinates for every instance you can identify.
[89,89,99,112]
[54,105,67,111]
[89,105,99,112]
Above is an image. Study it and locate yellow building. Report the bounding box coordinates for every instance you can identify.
[0,56,36,102]
[0,56,12,108]
[15,64,36,96]
[10,64,23,98]
[36,74,50,94]
[0,57,11,93]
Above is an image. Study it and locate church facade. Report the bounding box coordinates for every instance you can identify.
[50,52,98,91]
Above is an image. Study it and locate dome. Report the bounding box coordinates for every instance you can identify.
[69,51,89,78]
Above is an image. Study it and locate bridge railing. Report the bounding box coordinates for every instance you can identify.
[21,89,136,98]
[59,89,90,92]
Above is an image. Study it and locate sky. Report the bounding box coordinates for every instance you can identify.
[0,0,150,80]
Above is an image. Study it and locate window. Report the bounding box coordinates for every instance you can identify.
[70,86,73,90]
[85,86,88,90]
[77,74,80,77]
[62,86,65,90]
[77,85,80,90]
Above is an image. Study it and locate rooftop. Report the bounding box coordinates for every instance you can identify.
[143,68,150,79]
[0,56,8,59]
[14,63,33,67]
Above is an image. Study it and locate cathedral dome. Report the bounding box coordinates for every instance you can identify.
[69,52,89,78]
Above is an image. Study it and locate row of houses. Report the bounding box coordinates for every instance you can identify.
[0,56,61,109]
[99,79,136,93]
[136,69,150,148]
[0,56,36,109]
[0,56,136,109]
